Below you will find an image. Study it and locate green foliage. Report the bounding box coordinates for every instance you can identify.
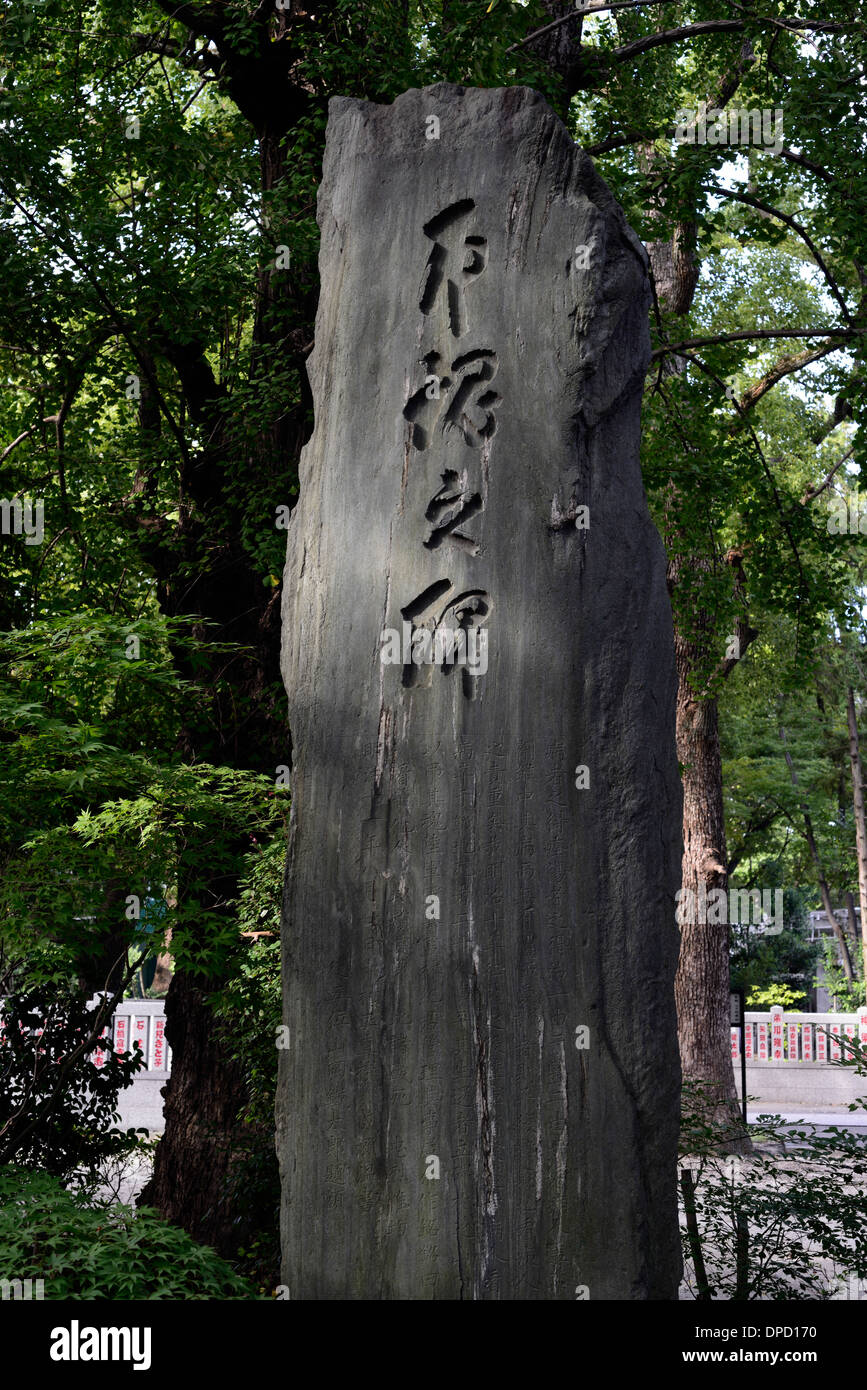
[730,889,819,1007]
[0,1166,259,1299]
[0,984,145,1177]
[0,612,289,986]
[817,936,865,1013]
[680,1079,867,1300]
[214,937,281,1131]
[745,984,807,1010]
[209,840,285,1285]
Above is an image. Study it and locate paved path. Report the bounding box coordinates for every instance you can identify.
[748,1107,867,1135]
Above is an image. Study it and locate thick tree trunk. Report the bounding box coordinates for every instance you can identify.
[651,234,745,1133]
[670,571,743,1136]
[139,973,248,1245]
[134,99,305,1256]
[846,686,867,985]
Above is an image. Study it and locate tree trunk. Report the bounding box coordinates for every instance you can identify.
[670,566,744,1138]
[133,41,309,1252]
[846,686,867,985]
[139,972,248,1245]
[846,890,860,944]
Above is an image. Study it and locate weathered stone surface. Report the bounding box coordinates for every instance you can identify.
[278,82,682,1300]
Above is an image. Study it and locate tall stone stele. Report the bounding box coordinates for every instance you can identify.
[278,83,682,1300]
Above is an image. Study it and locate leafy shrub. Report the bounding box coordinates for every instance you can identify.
[680,1069,867,1299]
[211,847,284,1287]
[0,985,146,1177]
[816,936,865,1012]
[0,1166,260,1299]
[746,984,807,1010]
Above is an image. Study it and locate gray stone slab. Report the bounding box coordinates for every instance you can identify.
[278,82,682,1300]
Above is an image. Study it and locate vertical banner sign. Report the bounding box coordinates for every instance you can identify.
[802,1023,813,1062]
[831,1023,842,1061]
[771,1006,784,1061]
[729,989,746,1123]
[150,1015,167,1071]
[113,1014,128,1058]
[278,84,683,1300]
[133,1015,148,1067]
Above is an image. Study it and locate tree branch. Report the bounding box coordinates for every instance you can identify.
[738,341,841,414]
[707,182,852,325]
[0,187,191,467]
[780,146,835,185]
[0,427,39,465]
[611,20,745,64]
[650,327,858,361]
[673,352,810,610]
[508,0,734,54]
[801,445,856,506]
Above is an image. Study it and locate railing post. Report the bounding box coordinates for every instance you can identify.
[787,1018,799,1062]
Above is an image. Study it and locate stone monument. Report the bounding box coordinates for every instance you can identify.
[278,83,682,1299]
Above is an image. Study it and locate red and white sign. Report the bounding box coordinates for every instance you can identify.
[787,1023,799,1061]
[771,1008,784,1061]
[113,1014,128,1057]
[831,1023,842,1061]
[132,1015,148,1063]
[802,1024,813,1062]
[150,1016,167,1071]
[93,1025,109,1069]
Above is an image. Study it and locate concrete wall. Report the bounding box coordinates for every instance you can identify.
[737,1062,867,1109]
[114,1073,168,1134]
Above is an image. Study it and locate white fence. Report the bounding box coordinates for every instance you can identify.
[0,998,170,1075]
[732,1006,867,1064]
[98,1000,171,1075]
